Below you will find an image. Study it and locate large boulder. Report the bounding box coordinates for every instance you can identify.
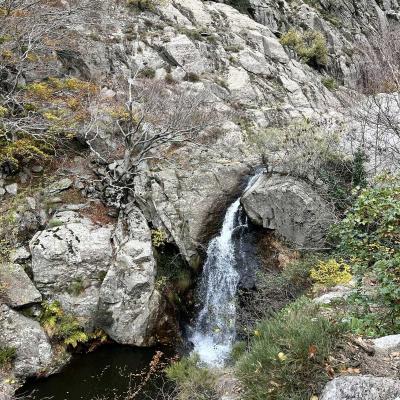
[98,204,161,346]
[29,211,114,327]
[0,305,54,378]
[241,174,334,249]
[0,263,41,308]
[321,376,400,400]
[373,335,400,354]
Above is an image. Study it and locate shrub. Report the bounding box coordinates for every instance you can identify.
[0,346,16,367]
[184,72,200,82]
[40,301,88,348]
[138,67,156,79]
[280,29,329,68]
[322,77,338,90]
[237,298,343,400]
[237,257,314,340]
[332,174,400,334]
[310,259,352,287]
[166,354,218,400]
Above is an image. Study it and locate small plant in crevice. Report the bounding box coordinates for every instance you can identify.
[40,301,88,348]
[322,77,338,90]
[0,346,16,367]
[280,29,329,68]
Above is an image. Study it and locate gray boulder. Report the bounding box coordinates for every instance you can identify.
[0,263,42,308]
[98,204,160,346]
[373,335,400,354]
[0,305,54,378]
[321,376,400,400]
[30,211,113,327]
[241,174,334,249]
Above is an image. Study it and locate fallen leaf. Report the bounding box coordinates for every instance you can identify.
[308,344,318,359]
[278,352,287,362]
[310,396,319,400]
[325,364,335,379]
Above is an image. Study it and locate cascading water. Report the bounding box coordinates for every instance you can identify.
[190,172,263,366]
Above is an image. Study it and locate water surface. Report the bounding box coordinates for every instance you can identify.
[18,345,168,400]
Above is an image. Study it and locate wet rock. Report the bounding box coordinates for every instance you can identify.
[0,305,54,378]
[241,174,335,249]
[320,376,400,400]
[30,211,113,327]
[98,204,160,346]
[0,263,41,308]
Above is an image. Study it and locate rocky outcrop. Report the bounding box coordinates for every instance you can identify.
[241,174,334,248]
[98,204,160,346]
[0,305,54,378]
[0,263,41,308]
[30,210,114,327]
[320,376,400,400]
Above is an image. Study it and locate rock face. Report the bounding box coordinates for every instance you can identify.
[0,305,54,378]
[241,174,334,248]
[0,263,42,307]
[30,211,113,327]
[321,376,400,400]
[98,204,160,346]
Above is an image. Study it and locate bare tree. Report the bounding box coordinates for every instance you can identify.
[349,28,400,173]
[85,77,217,205]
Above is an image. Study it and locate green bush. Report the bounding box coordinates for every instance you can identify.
[280,29,329,68]
[310,259,352,287]
[332,174,400,335]
[166,354,218,400]
[322,77,338,90]
[237,298,342,400]
[0,346,16,367]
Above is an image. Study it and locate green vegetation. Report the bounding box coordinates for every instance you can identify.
[280,29,329,68]
[0,77,97,172]
[248,121,367,212]
[310,259,352,287]
[332,174,400,335]
[0,346,16,367]
[138,67,156,79]
[166,354,218,400]
[322,77,338,90]
[40,301,88,348]
[68,278,85,296]
[237,298,343,400]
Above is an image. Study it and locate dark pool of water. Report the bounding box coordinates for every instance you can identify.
[17,345,170,400]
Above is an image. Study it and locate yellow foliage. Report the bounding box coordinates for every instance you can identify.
[310,259,352,287]
[0,106,8,117]
[151,228,167,247]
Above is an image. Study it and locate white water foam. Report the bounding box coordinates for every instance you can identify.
[190,172,263,366]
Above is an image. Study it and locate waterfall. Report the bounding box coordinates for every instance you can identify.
[190,172,263,366]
